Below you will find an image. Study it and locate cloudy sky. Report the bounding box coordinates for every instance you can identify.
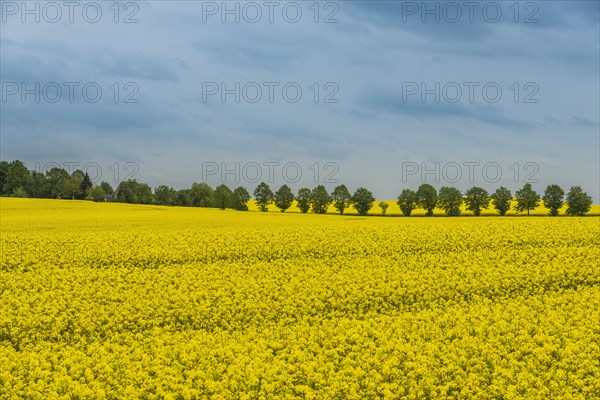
[1,0,598,200]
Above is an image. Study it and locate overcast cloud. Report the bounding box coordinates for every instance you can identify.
[1,0,598,200]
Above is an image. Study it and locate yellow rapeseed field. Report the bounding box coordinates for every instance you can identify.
[1,198,599,399]
[247,200,600,215]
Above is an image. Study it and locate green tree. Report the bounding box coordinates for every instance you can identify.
[155,185,177,205]
[190,182,214,207]
[136,183,154,204]
[100,181,114,195]
[63,174,84,200]
[45,167,70,198]
[5,160,31,195]
[332,184,352,215]
[116,180,138,203]
[417,184,438,216]
[274,184,294,212]
[27,171,48,198]
[0,161,9,195]
[438,186,462,216]
[542,184,565,216]
[464,187,490,216]
[491,187,512,216]
[116,180,154,204]
[310,185,331,214]
[175,189,192,206]
[397,189,418,216]
[378,201,389,216]
[232,187,251,211]
[515,183,540,216]
[80,172,93,198]
[296,188,312,214]
[565,186,592,216]
[70,170,88,199]
[254,182,274,212]
[213,184,233,210]
[352,187,375,216]
[88,186,106,202]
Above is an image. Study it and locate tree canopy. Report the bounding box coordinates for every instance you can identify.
[515,183,540,216]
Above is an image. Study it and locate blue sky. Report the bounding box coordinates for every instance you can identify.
[1,1,599,200]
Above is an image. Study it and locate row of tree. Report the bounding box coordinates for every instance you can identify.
[251,183,379,215]
[242,182,592,217]
[0,160,594,216]
[394,183,592,217]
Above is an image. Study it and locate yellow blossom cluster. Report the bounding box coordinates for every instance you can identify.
[1,198,599,399]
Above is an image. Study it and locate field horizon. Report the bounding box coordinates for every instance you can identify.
[2,197,599,218]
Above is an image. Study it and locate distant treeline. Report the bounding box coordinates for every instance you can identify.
[0,160,594,216]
